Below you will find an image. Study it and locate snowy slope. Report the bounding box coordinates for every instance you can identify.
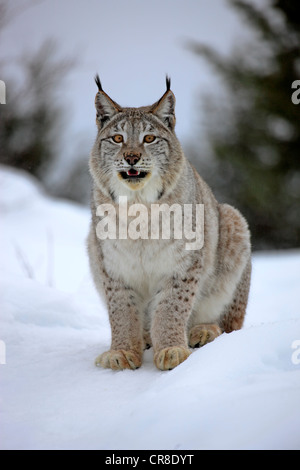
[0,165,299,450]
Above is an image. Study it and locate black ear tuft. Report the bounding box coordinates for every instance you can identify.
[95,74,103,92]
[94,78,121,129]
[166,75,171,91]
[152,78,176,130]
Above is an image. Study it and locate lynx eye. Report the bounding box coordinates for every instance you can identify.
[112,134,124,143]
[144,135,156,144]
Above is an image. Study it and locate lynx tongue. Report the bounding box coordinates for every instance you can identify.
[127,169,140,176]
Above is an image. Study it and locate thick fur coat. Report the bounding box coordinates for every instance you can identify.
[87,77,251,370]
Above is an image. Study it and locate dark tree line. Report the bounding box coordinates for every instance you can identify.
[189,0,300,250]
[0,1,91,204]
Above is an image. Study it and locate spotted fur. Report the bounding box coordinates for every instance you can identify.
[88,77,251,371]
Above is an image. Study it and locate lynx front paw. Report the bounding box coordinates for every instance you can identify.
[95,349,142,370]
[189,323,222,348]
[154,346,191,371]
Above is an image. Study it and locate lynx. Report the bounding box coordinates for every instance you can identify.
[87,76,251,371]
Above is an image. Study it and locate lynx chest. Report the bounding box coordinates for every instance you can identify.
[101,237,190,298]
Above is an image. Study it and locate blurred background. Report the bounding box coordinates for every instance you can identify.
[0,0,299,251]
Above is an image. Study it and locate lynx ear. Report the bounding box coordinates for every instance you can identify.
[151,76,176,130]
[94,75,121,128]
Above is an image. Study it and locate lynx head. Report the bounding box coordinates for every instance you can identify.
[89,76,185,202]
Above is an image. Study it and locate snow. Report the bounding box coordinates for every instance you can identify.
[0,164,299,450]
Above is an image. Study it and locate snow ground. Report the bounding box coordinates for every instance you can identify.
[0,165,299,450]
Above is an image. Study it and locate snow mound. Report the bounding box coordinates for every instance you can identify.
[0,165,299,450]
[0,165,44,210]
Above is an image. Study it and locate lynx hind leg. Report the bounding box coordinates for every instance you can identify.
[217,203,252,334]
[220,259,252,333]
[189,323,222,348]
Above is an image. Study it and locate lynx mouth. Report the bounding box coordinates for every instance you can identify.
[120,170,149,180]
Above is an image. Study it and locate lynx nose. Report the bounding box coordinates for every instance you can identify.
[124,152,141,166]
